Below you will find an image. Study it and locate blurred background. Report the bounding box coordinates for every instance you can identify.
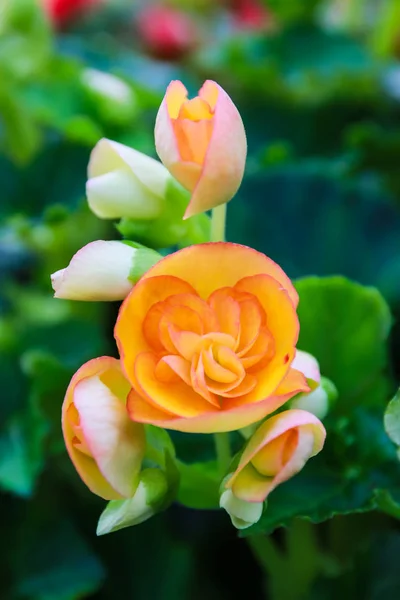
[2,0,400,598]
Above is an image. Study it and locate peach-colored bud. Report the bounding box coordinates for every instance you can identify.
[62,357,145,500]
[225,409,326,503]
[155,80,247,219]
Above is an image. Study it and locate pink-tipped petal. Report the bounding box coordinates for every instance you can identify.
[74,373,145,498]
[62,357,145,500]
[155,81,188,177]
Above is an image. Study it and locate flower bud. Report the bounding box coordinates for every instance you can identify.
[96,425,179,535]
[62,357,146,500]
[43,0,100,28]
[96,468,169,535]
[220,486,263,530]
[155,79,247,218]
[290,377,337,420]
[137,5,199,61]
[289,351,337,419]
[291,350,321,387]
[231,0,273,31]
[224,410,326,505]
[51,240,161,301]
[86,139,171,221]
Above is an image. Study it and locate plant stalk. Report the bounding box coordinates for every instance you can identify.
[210,203,231,474]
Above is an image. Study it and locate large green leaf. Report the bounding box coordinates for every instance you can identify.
[240,456,400,537]
[295,276,392,410]
[13,519,105,600]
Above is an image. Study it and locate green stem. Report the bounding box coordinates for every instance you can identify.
[210,204,227,242]
[247,520,321,600]
[371,0,400,58]
[210,203,230,475]
[214,432,231,477]
[247,534,285,576]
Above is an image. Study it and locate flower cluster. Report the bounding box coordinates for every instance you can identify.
[52,80,328,533]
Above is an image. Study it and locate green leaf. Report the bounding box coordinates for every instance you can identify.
[177,461,220,510]
[14,519,105,600]
[0,407,48,497]
[240,455,400,537]
[295,276,392,410]
[21,350,73,455]
[384,388,400,446]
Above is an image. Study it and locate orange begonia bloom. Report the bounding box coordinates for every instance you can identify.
[155,80,247,219]
[62,356,145,500]
[115,243,309,434]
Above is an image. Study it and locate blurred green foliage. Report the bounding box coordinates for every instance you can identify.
[3,0,400,599]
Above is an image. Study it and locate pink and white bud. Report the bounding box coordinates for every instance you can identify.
[62,357,145,500]
[87,139,170,220]
[225,410,326,504]
[51,240,160,301]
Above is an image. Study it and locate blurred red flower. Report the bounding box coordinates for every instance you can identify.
[137,5,199,61]
[43,0,101,27]
[231,0,272,30]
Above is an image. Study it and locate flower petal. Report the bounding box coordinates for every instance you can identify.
[227,409,326,501]
[155,80,188,179]
[292,350,321,387]
[115,275,197,382]
[274,367,309,396]
[220,487,263,529]
[139,243,298,306]
[89,138,169,205]
[133,352,217,417]
[74,369,145,498]
[127,387,299,433]
[52,240,135,301]
[230,463,273,503]
[184,81,247,218]
[63,357,144,500]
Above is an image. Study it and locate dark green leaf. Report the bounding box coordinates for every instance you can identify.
[295,276,392,410]
[240,455,400,537]
[14,519,105,599]
[0,408,48,497]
